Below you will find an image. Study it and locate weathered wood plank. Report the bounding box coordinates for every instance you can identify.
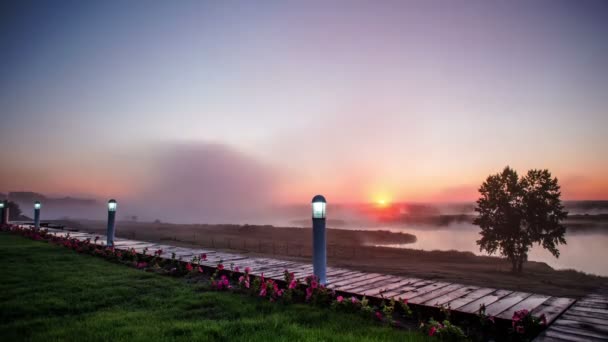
[456,289,513,314]
[338,275,403,293]
[531,297,576,324]
[423,286,480,306]
[393,282,452,301]
[564,308,608,321]
[493,293,549,319]
[409,283,466,305]
[361,278,424,298]
[327,273,384,289]
[544,329,605,342]
[486,292,532,316]
[553,319,608,335]
[566,305,608,315]
[379,279,435,299]
[547,324,608,340]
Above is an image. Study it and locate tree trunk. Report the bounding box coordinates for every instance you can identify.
[511,258,517,273]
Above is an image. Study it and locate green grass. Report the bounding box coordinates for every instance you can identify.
[0,233,428,341]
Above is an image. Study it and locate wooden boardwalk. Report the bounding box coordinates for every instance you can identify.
[42,227,578,326]
[535,287,608,341]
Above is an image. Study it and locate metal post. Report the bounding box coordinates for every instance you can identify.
[107,199,117,247]
[312,195,327,285]
[34,201,41,230]
[0,200,7,225]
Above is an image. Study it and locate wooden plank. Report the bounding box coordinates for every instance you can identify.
[547,324,608,340]
[495,293,550,319]
[564,308,608,321]
[397,282,452,301]
[361,278,424,298]
[554,318,608,334]
[486,292,532,316]
[557,316,608,328]
[456,289,513,314]
[381,279,436,299]
[409,283,466,305]
[327,273,384,289]
[566,305,608,315]
[544,329,604,342]
[423,286,480,306]
[531,297,576,324]
[338,275,402,293]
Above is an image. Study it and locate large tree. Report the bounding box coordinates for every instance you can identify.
[473,167,567,272]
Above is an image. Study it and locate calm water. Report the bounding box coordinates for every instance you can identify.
[364,223,608,277]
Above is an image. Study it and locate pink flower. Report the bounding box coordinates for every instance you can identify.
[429,326,437,336]
[245,280,250,289]
[200,253,207,261]
[311,280,318,289]
[217,264,224,271]
[306,287,314,300]
[186,263,193,272]
[260,287,267,297]
[239,275,245,283]
[351,296,358,304]
[197,266,203,273]
[234,266,240,273]
[244,267,251,274]
[375,311,383,321]
[277,289,284,297]
[402,298,408,305]
[336,296,344,303]
[540,314,547,325]
[289,280,297,289]
[136,262,148,269]
[221,275,229,287]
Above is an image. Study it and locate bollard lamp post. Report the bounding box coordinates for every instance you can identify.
[0,201,6,225]
[312,195,327,285]
[34,201,41,230]
[107,199,117,247]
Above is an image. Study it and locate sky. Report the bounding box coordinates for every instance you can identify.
[1,0,607,212]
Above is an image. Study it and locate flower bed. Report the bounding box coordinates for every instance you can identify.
[1,224,548,341]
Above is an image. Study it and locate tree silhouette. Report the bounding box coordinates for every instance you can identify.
[473,167,567,272]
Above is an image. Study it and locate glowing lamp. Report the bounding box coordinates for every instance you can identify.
[0,202,4,208]
[312,195,326,219]
[108,199,117,212]
[34,201,41,210]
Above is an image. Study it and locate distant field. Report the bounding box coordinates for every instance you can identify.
[0,233,427,341]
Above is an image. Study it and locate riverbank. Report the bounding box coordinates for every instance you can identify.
[52,219,607,298]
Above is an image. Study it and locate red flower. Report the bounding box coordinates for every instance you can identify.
[186,263,193,272]
[289,280,297,289]
[375,311,383,321]
[217,264,224,271]
[516,326,525,334]
[244,267,251,274]
[336,296,344,303]
[429,326,437,336]
[200,253,207,261]
[306,287,313,301]
[260,287,267,297]
[402,298,408,305]
[311,280,318,289]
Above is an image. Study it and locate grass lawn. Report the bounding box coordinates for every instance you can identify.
[0,233,428,341]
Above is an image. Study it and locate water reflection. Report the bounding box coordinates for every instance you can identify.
[374,223,608,276]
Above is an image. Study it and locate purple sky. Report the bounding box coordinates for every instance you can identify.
[1,0,607,207]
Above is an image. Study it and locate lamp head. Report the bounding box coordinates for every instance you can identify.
[311,195,326,219]
[34,201,41,210]
[108,199,117,212]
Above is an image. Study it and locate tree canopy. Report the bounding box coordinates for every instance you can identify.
[473,166,567,272]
